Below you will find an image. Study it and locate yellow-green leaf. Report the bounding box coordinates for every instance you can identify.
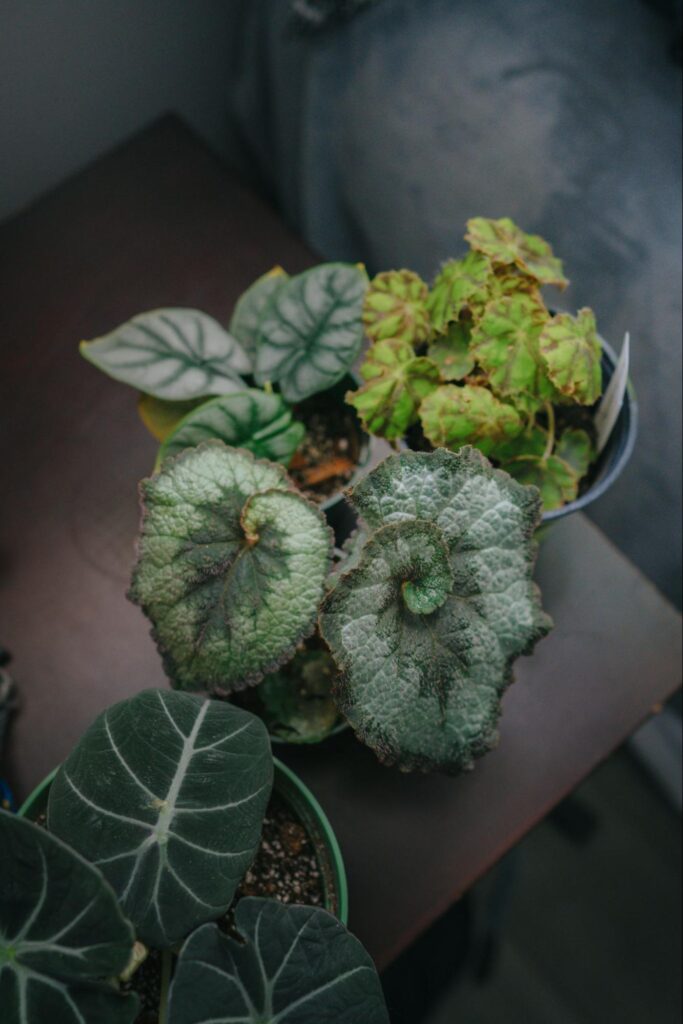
[466,217,569,289]
[420,384,523,456]
[427,322,475,381]
[539,309,603,405]
[347,339,440,441]
[363,269,431,346]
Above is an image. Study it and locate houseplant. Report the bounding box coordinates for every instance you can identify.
[1,689,388,1023]
[130,441,552,774]
[346,216,635,516]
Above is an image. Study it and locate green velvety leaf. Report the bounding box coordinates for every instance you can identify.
[138,394,205,442]
[130,443,332,692]
[158,390,305,467]
[80,309,252,400]
[47,690,272,950]
[502,454,579,511]
[363,269,431,345]
[426,251,492,331]
[229,267,289,359]
[555,427,594,476]
[254,263,367,402]
[539,309,603,405]
[167,902,390,1024]
[470,294,557,401]
[319,447,552,774]
[427,321,475,380]
[257,647,341,743]
[347,339,440,440]
[0,811,138,1024]
[465,217,569,288]
[420,384,523,457]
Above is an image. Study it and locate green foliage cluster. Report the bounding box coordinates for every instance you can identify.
[347,217,604,511]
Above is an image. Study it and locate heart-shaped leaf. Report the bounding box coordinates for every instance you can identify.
[80,309,252,400]
[157,390,305,467]
[426,251,492,331]
[539,309,603,405]
[427,321,475,381]
[138,394,205,441]
[0,811,138,1024]
[470,294,557,401]
[347,339,440,441]
[319,447,551,774]
[363,269,431,346]
[501,453,579,511]
[47,690,273,950]
[229,267,289,360]
[130,443,332,692]
[254,263,368,402]
[167,901,390,1024]
[420,384,523,456]
[465,217,569,288]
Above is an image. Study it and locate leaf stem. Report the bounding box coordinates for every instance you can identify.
[542,401,555,463]
[158,949,173,1024]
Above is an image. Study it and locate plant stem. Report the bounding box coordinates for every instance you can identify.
[542,401,556,463]
[158,949,173,1024]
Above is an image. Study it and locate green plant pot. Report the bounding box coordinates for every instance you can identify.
[18,758,348,925]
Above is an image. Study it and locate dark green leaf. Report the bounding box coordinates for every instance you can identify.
[257,648,341,743]
[501,454,579,511]
[427,321,475,381]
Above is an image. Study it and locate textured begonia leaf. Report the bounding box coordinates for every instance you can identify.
[158,390,305,467]
[130,443,332,692]
[47,690,272,950]
[470,294,557,400]
[0,811,138,1024]
[427,321,475,381]
[319,447,552,773]
[465,217,569,288]
[502,454,579,511]
[555,427,594,476]
[229,267,289,360]
[362,269,431,345]
[426,251,492,331]
[257,648,341,743]
[167,902,390,1024]
[138,394,205,442]
[539,309,603,405]
[347,339,440,441]
[80,309,252,400]
[420,384,523,457]
[254,263,367,402]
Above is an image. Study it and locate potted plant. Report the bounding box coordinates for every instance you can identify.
[346,216,636,519]
[2,689,388,1023]
[130,441,551,773]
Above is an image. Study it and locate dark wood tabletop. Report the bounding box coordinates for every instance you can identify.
[1,116,680,970]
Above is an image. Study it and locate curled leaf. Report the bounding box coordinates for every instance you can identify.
[158,390,305,467]
[466,217,569,288]
[427,321,475,381]
[229,267,289,360]
[254,263,367,402]
[470,294,556,400]
[420,384,523,457]
[80,309,251,400]
[130,443,332,692]
[319,447,552,774]
[363,269,431,346]
[539,309,603,405]
[426,251,492,331]
[347,339,440,441]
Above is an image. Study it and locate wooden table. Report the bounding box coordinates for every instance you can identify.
[1,117,680,970]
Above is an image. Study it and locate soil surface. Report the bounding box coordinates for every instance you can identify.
[290,406,363,503]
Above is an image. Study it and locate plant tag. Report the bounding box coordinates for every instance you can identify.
[595,332,630,454]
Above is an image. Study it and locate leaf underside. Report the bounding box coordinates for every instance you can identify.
[319,447,552,774]
[167,901,390,1024]
[130,442,332,692]
[47,690,273,949]
[0,811,138,1024]
[80,308,252,400]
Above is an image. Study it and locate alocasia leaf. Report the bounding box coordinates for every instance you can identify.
[465,217,569,288]
[555,427,594,476]
[129,443,332,691]
[319,447,552,774]
[426,251,492,331]
[157,390,305,467]
[254,263,368,402]
[346,339,440,441]
[167,901,390,1024]
[427,321,475,381]
[539,309,603,405]
[80,309,252,400]
[420,384,523,456]
[502,454,579,511]
[362,269,431,345]
[229,267,289,360]
[137,394,205,442]
[0,811,138,1024]
[47,690,273,950]
[470,294,556,401]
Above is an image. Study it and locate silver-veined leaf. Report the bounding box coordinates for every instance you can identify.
[254,263,367,402]
[0,811,138,1024]
[80,308,251,400]
[130,443,332,692]
[47,690,273,950]
[229,267,289,360]
[167,901,390,1024]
